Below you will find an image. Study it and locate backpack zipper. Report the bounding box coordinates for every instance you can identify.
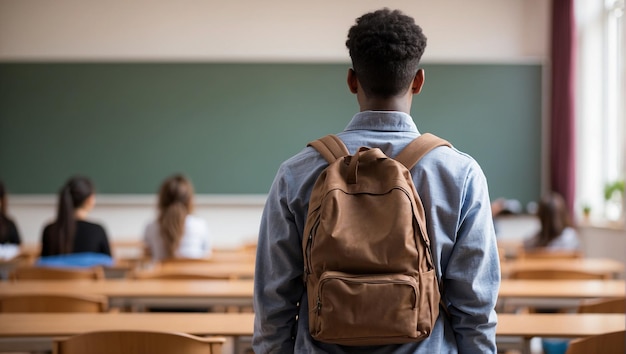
[318,272,419,310]
[304,218,320,283]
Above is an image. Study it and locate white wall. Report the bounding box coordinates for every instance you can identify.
[0,0,549,62]
[1,0,551,249]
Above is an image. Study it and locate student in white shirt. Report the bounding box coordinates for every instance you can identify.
[143,174,212,261]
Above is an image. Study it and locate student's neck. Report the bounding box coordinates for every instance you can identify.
[358,97,411,113]
[75,208,89,220]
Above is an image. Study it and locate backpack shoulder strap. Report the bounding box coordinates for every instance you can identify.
[395,133,452,169]
[307,134,350,164]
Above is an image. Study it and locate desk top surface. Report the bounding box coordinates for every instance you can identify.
[496,313,625,338]
[1,278,624,300]
[498,279,625,298]
[0,313,623,339]
[500,258,625,277]
[0,279,254,298]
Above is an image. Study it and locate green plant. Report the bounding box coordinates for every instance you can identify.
[604,179,625,200]
[582,204,591,214]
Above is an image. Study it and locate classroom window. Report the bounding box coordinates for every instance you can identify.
[575,0,625,225]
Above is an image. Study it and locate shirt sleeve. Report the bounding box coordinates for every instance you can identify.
[252,166,304,354]
[444,164,500,354]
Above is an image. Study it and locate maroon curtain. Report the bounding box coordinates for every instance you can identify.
[549,0,577,215]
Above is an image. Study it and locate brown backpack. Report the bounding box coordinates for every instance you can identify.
[302,133,451,346]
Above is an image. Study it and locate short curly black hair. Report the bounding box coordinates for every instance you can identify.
[346,8,427,97]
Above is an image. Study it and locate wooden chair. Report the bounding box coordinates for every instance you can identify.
[508,269,609,280]
[132,270,234,281]
[0,294,108,313]
[159,258,214,265]
[10,266,104,280]
[517,247,583,260]
[53,330,225,354]
[577,297,626,314]
[131,271,245,313]
[564,330,625,354]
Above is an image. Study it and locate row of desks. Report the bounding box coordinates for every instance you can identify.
[4,251,624,280]
[0,279,624,311]
[1,278,624,300]
[146,257,626,279]
[127,256,626,281]
[0,313,623,353]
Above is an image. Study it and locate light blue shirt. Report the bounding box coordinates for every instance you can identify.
[253,111,500,354]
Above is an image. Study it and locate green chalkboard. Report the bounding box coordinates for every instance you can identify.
[0,62,542,205]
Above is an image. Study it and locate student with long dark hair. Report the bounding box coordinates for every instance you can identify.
[523,191,580,251]
[40,176,111,257]
[0,181,21,246]
[143,174,211,261]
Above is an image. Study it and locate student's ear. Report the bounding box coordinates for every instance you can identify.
[347,68,358,94]
[411,69,425,94]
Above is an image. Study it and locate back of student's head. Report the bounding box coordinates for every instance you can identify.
[346,8,427,98]
[157,174,194,258]
[536,192,572,246]
[50,176,95,254]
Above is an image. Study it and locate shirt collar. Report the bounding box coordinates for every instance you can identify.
[344,111,419,133]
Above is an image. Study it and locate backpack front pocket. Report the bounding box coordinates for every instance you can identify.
[311,271,421,345]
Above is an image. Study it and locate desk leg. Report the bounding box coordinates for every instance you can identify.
[521,337,532,354]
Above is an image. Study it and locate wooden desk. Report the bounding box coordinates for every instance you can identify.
[498,313,625,354]
[0,313,623,353]
[499,279,626,312]
[0,279,254,310]
[0,312,254,353]
[499,279,625,299]
[0,313,254,338]
[500,258,625,279]
[496,313,625,338]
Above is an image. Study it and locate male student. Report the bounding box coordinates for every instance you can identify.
[253,8,500,353]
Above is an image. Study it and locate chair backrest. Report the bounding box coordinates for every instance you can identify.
[159,258,214,265]
[508,269,609,280]
[132,270,234,281]
[577,297,626,314]
[565,330,625,354]
[10,266,104,280]
[53,330,225,354]
[0,294,108,313]
[517,247,583,260]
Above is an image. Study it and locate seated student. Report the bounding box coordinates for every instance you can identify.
[0,181,21,246]
[523,191,580,252]
[40,176,112,258]
[0,181,22,260]
[522,192,579,354]
[143,174,212,262]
